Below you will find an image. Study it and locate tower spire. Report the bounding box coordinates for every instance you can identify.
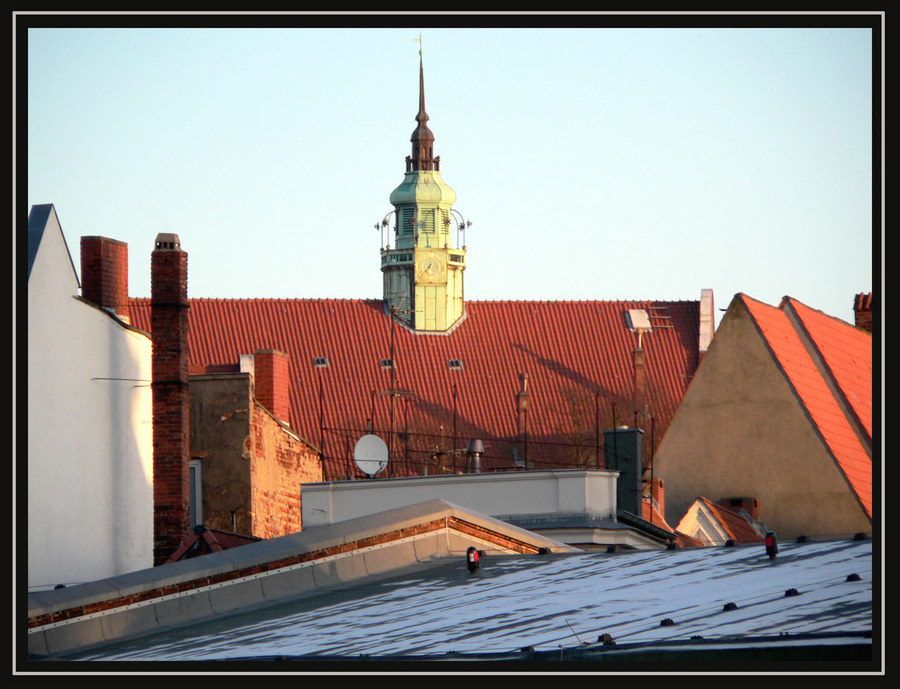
[383,37,466,332]
[408,36,437,172]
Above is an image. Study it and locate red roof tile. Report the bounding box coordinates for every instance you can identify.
[697,497,765,545]
[740,294,872,517]
[784,297,872,441]
[642,498,674,532]
[130,297,700,480]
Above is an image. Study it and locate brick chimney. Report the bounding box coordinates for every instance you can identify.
[632,346,646,408]
[151,233,190,566]
[720,497,760,522]
[80,236,130,323]
[853,292,872,333]
[253,348,291,426]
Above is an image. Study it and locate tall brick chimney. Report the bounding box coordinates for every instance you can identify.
[151,233,190,566]
[80,236,130,323]
[253,348,291,426]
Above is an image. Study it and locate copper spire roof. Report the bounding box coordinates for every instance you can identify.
[407,45,438,172]
[129,297,702,481]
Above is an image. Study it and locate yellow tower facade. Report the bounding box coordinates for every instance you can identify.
[381,48,468,332]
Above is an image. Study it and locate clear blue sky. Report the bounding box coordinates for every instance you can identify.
[25,21,877,327]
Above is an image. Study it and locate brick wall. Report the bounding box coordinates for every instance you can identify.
[151,233,191,565]
[80,236,130,322]
[249,403,323,539]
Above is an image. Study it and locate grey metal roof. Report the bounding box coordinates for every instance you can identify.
[27,203,79,284]
[68,537,874,665]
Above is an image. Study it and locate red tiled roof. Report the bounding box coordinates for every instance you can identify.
[784,297,872,441]
[642,497,674,532]
[130,297,700,480]
[740,294,872,517]
[697,497,765,545]
[164,527,260,564]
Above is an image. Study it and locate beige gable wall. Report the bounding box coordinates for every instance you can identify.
[654,297,870,540]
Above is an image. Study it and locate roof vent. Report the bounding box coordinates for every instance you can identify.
[313,357,329,369]
[154,233,181,251]
[448,358,463,370]
[380,358,394,369]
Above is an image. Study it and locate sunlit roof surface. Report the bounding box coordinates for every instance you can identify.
[72,537,872,662]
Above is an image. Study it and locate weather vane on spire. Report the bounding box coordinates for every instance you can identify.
[414,33,422,56]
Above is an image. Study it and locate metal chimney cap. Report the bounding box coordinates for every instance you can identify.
[467,438,485,454]
[154,233,182,251]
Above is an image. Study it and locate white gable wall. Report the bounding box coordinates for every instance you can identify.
[27,207,153,590]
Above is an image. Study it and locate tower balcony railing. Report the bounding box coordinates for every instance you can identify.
[375,209,471,253]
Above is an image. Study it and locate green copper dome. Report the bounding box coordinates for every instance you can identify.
[389,170,457,207]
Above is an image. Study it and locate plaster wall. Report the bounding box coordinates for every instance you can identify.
[654,298,871,539]
[301,469,618,527]
[189,374,253,534]
[28,212,153,589]
[189,373,323,539]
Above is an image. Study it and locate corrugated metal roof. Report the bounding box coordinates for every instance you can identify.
[129,297,700,480]
[71,537,872,662]
[740,295,872,517]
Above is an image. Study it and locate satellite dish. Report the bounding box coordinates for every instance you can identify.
[354,434,389,477]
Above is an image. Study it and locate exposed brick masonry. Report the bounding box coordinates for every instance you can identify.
[249,404,322,539]
[151,233,190,566]
[80,236,130,322]
[853,293,872,333]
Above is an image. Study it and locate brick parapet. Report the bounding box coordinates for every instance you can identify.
[28,517,452,629]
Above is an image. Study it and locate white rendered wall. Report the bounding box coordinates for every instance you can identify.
[302,469,618,528]
[27,209,153,590]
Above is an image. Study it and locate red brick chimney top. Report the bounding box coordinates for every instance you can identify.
[80,236,130,323]
[853,292,872,333]
[254,349,291,426]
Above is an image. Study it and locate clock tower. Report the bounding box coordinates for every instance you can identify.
[380,46,468,332]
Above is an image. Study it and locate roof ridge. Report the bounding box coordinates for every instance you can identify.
[780,297,872,449]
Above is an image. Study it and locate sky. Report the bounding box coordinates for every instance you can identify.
[23,18,879,328]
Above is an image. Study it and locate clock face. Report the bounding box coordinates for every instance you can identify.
[415,251,446,283]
